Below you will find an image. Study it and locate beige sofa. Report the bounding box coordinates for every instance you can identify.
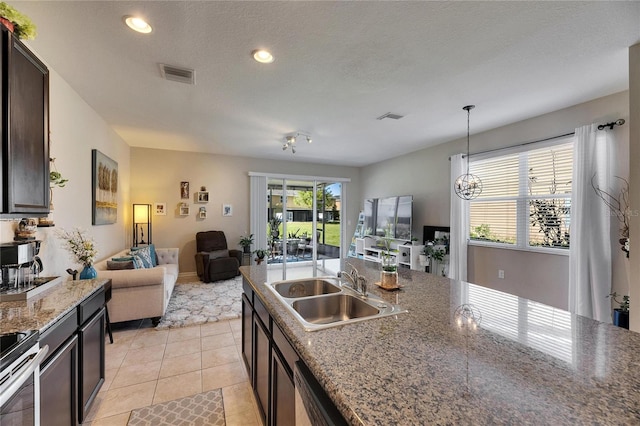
[94,248,179,326]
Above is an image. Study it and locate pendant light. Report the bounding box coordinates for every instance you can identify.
[454,105,483,200]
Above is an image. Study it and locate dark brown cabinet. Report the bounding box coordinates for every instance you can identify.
[39,286,106,425]
[40,335,78,426]
[1,25,50,216]
[241,278,299,426]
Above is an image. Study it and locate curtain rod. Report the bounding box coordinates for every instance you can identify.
[453,117,625,160]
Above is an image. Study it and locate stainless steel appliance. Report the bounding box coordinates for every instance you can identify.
[0,330,48,425]
[1,242,36,288]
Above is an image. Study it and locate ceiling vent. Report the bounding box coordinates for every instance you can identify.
[159,64,196,85]
[376,112,404,120]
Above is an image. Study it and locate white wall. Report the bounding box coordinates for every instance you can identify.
[361,91,630,311]
[130,148,361,273]
[1,69,130,277]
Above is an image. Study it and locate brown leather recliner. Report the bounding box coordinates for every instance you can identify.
[195,231,242,283]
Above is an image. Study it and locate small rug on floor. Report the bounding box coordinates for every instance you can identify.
[128,389,225,426]
[156,276,242,329]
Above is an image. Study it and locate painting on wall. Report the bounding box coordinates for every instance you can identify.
[222,204,233,217]
[92,149,118,225]
[181,181,189,199]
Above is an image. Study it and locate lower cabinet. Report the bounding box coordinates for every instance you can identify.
[79,307,105,423]
[38,285,107,425]
[241,278,299,426]
[271,348,295,426]
[40,335,78,426]
[254,314,270,424]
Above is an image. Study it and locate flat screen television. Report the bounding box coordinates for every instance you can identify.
[365,195,413,240]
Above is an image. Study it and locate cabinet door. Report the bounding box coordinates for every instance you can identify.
[241,293,253,375]
[40,335,78,426]
[78,307,105,423]
[271,348,295,426]
[5,34,49,214]
[253,315,270,425]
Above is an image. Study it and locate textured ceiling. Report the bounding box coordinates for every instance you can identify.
[12,1,640,166]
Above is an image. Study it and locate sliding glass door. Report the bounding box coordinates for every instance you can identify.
[265,177,342,280]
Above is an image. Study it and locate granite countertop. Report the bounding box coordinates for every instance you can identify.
[0,278,108,334]
[241,260,640,425]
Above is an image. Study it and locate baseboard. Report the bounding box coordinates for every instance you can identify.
[178,271,199,283]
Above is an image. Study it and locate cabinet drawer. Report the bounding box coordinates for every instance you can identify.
[273,322,298,377]
[254,295,270,332]
[40,308,78,365]
[78,288,105,324]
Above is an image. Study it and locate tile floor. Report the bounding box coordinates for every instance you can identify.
[83,318,262,425]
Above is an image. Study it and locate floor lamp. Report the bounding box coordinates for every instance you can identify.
[133,204,152,247]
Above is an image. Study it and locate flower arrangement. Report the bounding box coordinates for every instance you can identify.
[57,228,98,266]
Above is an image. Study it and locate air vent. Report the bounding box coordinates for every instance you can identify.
[376,112,404,120]
[159,64,196,85]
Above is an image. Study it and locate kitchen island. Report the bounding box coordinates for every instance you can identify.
[241,259,640,425]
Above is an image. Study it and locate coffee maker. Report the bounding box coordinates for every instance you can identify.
[0,241,39,289]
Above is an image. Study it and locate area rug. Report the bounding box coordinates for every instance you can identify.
[128,389,225,426]
[156,276,242,329]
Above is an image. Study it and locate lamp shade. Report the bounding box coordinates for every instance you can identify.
[133,204,150,223]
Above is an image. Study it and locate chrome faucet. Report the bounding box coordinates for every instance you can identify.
[338,262,367,297]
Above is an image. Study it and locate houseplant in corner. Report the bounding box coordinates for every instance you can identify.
[608,292,629,329]
[239,234,254,254]
[0,2,37,40]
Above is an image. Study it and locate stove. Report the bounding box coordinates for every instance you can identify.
[0,330,39,372]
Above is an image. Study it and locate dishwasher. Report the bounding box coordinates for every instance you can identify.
[294,361,348,426]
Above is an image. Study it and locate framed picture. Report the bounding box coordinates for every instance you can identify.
[196,191,209,203]
[179,203,190,216]
[180,181,189,199]
[199,206,207,219]
[154,202,167,216]
[222,204,232,217]
[92,149,118,225]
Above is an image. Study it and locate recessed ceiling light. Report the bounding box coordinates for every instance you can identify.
[124,16,152,34]
[252,49,274,64]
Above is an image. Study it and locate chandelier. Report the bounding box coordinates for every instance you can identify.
[282,132,312,154]
[454,105,482,200]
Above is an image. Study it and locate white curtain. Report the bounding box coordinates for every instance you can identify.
[249,175,268,253]
[448,153,469,281]
[568,124,612,322]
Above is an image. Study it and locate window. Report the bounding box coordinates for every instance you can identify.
[468,139,573,251]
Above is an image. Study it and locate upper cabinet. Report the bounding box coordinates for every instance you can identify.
[1,25,50,216]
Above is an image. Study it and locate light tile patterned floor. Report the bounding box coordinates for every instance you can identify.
[83,318,262,425]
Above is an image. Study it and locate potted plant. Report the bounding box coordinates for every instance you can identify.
[268,216,282,239]
[253,248,269,265]
[49,157,68,211]
[423,244,446,275]
[608,292,629,329]
[380,237,398,288]
[239,234,254,254]
[0,2,37,40]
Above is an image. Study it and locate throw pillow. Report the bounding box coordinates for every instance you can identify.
[128,246,153,268]
[106,260,135,270]
[209,249,229,259]
[111,256,144,269]
[132,244,158,267]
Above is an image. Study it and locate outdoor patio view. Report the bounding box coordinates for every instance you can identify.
[267,178,341,264]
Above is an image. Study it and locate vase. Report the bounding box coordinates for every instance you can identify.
[79,264,97,280]
[613,309,629,329]
[380,270,398,289]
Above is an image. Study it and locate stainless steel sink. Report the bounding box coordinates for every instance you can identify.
[266,276,407,331]
[272,278,341,298]
[292,293,380,325]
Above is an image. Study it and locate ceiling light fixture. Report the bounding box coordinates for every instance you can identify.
[252,49,274,64]
[281,132,312,154]
[124,16,152,34]
[454,105,483,200]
